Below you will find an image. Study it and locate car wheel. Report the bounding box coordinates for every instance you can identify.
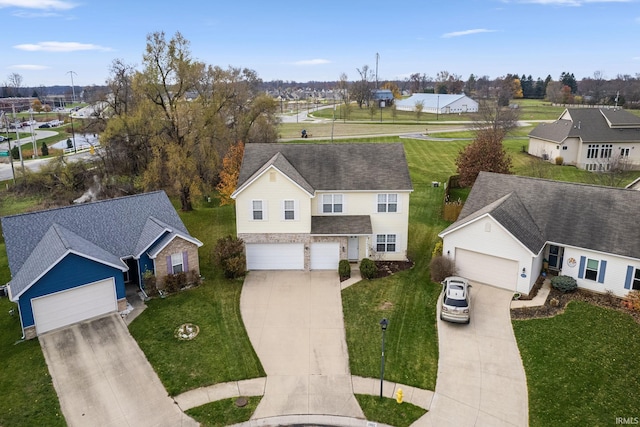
[440,313,444,321]
[465,318,470,324]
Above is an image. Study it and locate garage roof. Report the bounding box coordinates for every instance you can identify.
[441,172,640,259]
[310,215,372,235]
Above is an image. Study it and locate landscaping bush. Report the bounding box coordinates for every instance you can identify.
[624,290,640,312]
[214,235,246,279]
[142,270,158,296]
[429,255,456,283]
[431,240,443,258]
[338,259,351,279]
[41,142,49,156]
[555,156,563,165]
[550,275,578,293]
[164,272,186,294]
[66,138,72,149]
[359,258,378,280]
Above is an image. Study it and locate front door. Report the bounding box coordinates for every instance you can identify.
[348,236,359,261]
[548,245,564,270]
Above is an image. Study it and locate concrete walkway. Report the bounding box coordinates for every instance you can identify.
[240,271,364,418]
[511,279,551,309]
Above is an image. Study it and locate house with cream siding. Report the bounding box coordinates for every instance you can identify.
[231,143,413,270]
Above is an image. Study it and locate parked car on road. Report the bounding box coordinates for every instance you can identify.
[440,276,471,324]
[39,123,51,128]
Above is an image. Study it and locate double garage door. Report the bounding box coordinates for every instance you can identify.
[246,242,339,270]
[32,278,117,335]
[455,249,518,291]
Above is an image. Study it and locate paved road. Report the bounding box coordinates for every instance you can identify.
[39,314,198,427]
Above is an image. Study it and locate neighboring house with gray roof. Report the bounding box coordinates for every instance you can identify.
[1,191,202,339]
[528,108,640,170]
[439,172,640,297]
[395,93,478,114]
[231,143,413,270]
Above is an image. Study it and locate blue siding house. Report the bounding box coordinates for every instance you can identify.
[1,191,202,339]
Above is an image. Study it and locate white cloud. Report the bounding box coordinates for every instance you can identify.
[291,59,331,66]
[441,29,497,38]
[14,41,112,52]
[0,0,76,9]
[9,64,51,70]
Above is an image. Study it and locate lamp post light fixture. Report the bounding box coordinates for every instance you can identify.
[379,317,389,399]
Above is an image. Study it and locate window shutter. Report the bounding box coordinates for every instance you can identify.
[183,251,189,272]
[578,256,585,279]
[598,260,607,283]
[625,266,634,290]
[166,255,172,274]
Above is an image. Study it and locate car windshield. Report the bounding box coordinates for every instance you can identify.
[444,296,468,307]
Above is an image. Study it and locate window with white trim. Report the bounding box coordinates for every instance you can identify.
[600,144,612,159]
[377,194,398,213]
[587,144,599,159]
[621,148,630,157]
[252,200,264,220]
[283,200,295,220]
[634,268,640,291]
[171,252,184,274]
[585,258,599,281]
[322,194,343,213]
[376,234,396,252]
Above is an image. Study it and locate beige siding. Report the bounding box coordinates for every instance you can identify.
[235,168,312,234]
[155,237,200,286]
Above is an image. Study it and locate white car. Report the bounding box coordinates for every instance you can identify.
[440,276,471,324]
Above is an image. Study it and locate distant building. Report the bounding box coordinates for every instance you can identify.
[395,93,478,114]
[371,89,394,107]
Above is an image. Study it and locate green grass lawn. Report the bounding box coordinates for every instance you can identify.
[355,394,427,427]
[513,302,640,427]
[185,396,262,427]
[0,297,65,427]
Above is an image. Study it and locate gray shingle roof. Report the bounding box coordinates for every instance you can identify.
[529,108,640,144]
[235,143,413,194]
[1,191,199,285]
[443,172,640,259]
[311,215,373,235]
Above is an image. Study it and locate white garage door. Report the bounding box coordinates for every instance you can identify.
[455,249,518,291]
[32,278,117,335]
[246,243,304,270]
[310,242,340,270]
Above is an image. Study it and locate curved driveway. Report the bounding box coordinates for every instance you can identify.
[418,282,529,427]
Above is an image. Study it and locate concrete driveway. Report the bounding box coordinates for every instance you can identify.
[240,271,364,419]
[419,283,529,427]
[39,314,197,427]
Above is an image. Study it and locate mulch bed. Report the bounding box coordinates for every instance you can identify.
[374,260,414,278]
[511,286,640,324]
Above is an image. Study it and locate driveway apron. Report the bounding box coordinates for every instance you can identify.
[241,271,364,419]
[417,283,529,427]
[39,314,197,427]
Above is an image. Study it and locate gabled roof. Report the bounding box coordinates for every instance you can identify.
[441,172,640,259]
[234,143,413,195]
[1,191,202,294]
[311,215,372,235]
[529,108,640,144]
[395,93,476,109]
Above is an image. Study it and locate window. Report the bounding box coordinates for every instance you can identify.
[283,200,295,220]
[634,269,640,291]
[600,144,612,159]
[562,146,568,150]
[587,144,599,159]
[585,258,599,281]
[377,194,398,213]
[621,148,630,157]
[322,194,343,213]
[171,252,184,274]
[376,234,396,252]
[252,200,264,220]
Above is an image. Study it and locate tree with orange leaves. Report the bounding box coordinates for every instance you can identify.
[216,141,245,206]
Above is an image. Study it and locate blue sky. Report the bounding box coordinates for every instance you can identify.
[2,0,639,87]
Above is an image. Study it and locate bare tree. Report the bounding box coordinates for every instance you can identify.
[589,153,634,187]
[472,99,520,135]
[5,72,23,97]
[414,100,424,122]
[352,65,374,108]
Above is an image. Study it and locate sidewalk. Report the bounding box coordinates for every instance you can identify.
[510,279,551,309]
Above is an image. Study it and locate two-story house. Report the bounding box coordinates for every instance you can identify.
[231,143,413,270]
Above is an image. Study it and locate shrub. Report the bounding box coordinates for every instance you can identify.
[142,270,158,297]
[66,138,73,149]
[338,259,351,279]
[164,272,187,294]
[41,142,49,156]
[214,235,246,279]
[11,145,19,160]
[551,275,578,293]
[359,258,378,280]
[555,156,563,165]
[431,240,443,258]
[625,290,640,312]
[429,255,456,283]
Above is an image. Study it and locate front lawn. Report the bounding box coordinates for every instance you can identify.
[185,396,262,427]
[513,302,640,426]
[355,394,427,427]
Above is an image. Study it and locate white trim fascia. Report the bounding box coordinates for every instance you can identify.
[11,249,128,301]
[134,227,172,259]
[146,233,203,260]
[231,165,314,199]
[545,240,640,263]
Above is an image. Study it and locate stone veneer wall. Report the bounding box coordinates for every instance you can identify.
[155,238,201,286]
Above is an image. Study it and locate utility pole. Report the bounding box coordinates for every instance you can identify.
[67,71,77,105]
[375,53,379,89]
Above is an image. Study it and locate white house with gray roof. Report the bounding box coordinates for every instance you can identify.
[528,108,640,170]
[439,172,640,297]
[1,191,202,339]
[231,143,413,271]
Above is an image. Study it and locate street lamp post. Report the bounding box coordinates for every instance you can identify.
[67,71,77,105]
[379,318,388,399]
